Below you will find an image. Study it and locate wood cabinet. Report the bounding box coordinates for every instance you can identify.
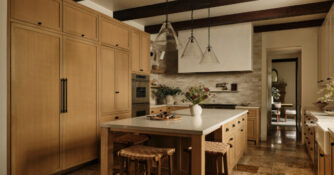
[131,30,151,74]
[62,37,98,169]
[11,0,62,31]
[100,113,131,123]
[11,24,62,175]
[304,114,316,164]
[100,46,131,115]
[331,133,334,175]
[319,147,326,175]
[319,7,334,84]
[63,2,98,41]
[236,107,260,144]
[101,17,129,49]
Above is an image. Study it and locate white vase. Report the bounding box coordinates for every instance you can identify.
[166,95,174,105]
[190,104,202,116]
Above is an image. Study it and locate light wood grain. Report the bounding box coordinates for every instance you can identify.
[331,136,334,175]
[11,24,61,175]
[11,0,62,31]
[62,37,98,169]
[100,128,113,175]
[63,2,98,41]
[114,50,130,112]
[101,17,129,49]
[191,135,205,175]
[140,33,151,74]
[100,46,115,114]
[131,30,140,73]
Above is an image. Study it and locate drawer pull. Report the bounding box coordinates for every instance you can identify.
[331,143,334,146]
[241,129,244,132]
[81,34,85,37]
[229,138,233,141]
[310,148,313,151]
[232,124,236,127]
[115,91,120,94]
[242,118,245,121]
[229,144,233,148]
[308,142,310,144]
[238,121,241,124]
[320,153,324,157]
[151,111,154,113]
[226,128,229,132]
[116,44,119,47]
[37,22,42,25]
[304,133,306,135]
[140,69,144,71]
[115,116,119,120]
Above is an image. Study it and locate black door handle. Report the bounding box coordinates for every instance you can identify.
[61,79,65,113]
[64,79,68,113]
[115,91,120,94]
[37,22,42,25]
[81,34,85,37]
[226,128,229,132]
[115,116,119,120]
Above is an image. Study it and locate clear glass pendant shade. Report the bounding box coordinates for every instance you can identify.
[181,36,203,58]
[153,22,181,51]
[199,46,220,64]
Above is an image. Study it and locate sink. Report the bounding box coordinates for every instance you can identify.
[316,121,334,155]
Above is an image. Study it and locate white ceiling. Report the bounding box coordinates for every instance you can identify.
[91,0,328,27]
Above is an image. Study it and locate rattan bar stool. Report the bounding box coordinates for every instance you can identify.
[114,134,149,146]
[118,145,175,175]
[186,141,229,175]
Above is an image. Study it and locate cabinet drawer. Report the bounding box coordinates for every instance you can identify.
[11,0,62,30]
[63,3,98,40]
[247,109,257,118]
[100,113,131,123]
[101,17,129,49]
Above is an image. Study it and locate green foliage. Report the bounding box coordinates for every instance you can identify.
[318,80,334,103]
[153,85,182,99]
[182,85,211,105]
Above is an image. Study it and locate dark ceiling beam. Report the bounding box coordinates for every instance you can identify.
[113,0,256,21]
[145,1,332,34]
[254,19,324,33]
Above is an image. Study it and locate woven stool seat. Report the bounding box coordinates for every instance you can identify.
[187,141,229,155]
[118,145,175,161]
[113,134,149,145]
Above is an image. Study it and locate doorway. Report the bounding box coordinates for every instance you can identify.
[267,49,302,143]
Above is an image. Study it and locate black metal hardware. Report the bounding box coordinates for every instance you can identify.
[65,79,68,112]
[226,128,229,132]
[229,138,233,141]
[238,121,241,124]
[247,112,249,114]
[37,22,42,25]
[160,110,163,112]
[241,129,244,132]
[232,124,235,127]
[331,143,334,146]
[115,116,119,120]
[61,79,65,113]
[115,91,120,94]
[81,34,85,37]
[308,142,310,144]
[116,44,119,46]
[151,111,154,113]
[310,148,313,151]
[242,118,245,121]
[320,153,324,157]
[319,80,324,83]
[140,69,143,71]
[327,77,332,80]
[229,144,233,148]
[304,133,306,135]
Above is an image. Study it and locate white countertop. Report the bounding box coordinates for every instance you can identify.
[101,109,248,135]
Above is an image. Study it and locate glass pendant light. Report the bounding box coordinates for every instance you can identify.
[181,8,203,58]
[153,0,181,52]
[199,7,220,64]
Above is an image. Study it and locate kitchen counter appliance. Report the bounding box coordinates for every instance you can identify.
[132,74,150,117]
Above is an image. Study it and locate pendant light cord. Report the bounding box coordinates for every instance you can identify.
[208,7,211,50]
[165,0,169,26]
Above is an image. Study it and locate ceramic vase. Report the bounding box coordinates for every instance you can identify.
[190,104,202,116]
[166,95,174,105]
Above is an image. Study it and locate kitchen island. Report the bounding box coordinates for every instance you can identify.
[100,109,248,175]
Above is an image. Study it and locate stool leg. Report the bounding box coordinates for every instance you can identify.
[120,157,125,175]
[223,153,229,175]
[188,151,192,175]
[216,156,219,175]
[285,114,287,122]
[157,159,162,175]
[168,155,173,175]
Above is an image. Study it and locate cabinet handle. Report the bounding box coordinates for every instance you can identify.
[308,142,310,144]
[151,111,154,113]
[229,137,233,141]
[115,91,120,94]
[320,153,324,157]
[115,44,119,47]
[37,22,42,25]
[64,79,68,113]
[140,69,143,72]
[81,34,85,37]
[229,144,233,148]
[61,79,65,113]
[247,112,249,114]
[242,118,245,121]
[241,129,244,132]
[319,80,324,83]
[232,124,236,127]
[238,121,241,124]
[115,116,119,120]
[310,148,313,151]
[226,128,229,132]
[331,143,334,146]
[160,110,163,112]
[327,77,332,80]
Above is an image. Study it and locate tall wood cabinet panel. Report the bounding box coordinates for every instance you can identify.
[131,30,141,73]
[101,17,129,49]
[140,33,151,74]
[100,46,116,114]
[115,50,130,112]
[62,37,98,169]
[11,0,62,31]
[100,46,130,114]
[11,24,61,175]
[63,2,98,41]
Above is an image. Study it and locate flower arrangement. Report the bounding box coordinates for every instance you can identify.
[318,80,334,103]
[183,85,211,105]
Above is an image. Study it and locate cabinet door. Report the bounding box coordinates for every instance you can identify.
[100,46,115,114]
[323,19,330,82]
[63,3,98,40]
[11,24,61,175]
[115,50,130,112]
[247,117,256,140]
[62,38,97,169]
[131,30,141,73]
[331,138,334,175]
[319,148,325,175]
[101,18,129,49]
[140,33,151,74]
[330,11,334,79]
[11,0,61,30]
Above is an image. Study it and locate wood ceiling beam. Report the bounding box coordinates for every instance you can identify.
[113,0,256,21]
[254,19,324,33]
[145,1,332,34]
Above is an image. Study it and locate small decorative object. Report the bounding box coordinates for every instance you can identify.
[153,85,182,105]
[231,83,238,91]
[147,113,181,121]
[313,101,328,111]
[183,85,211,116]
[272,87,280,102]
[272,69,278,83]
[318,80,334,111]
[272,79,287,102]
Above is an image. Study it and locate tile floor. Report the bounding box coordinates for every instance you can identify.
[66,126,315,175]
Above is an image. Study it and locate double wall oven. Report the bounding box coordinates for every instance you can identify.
[132,74,150,117]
